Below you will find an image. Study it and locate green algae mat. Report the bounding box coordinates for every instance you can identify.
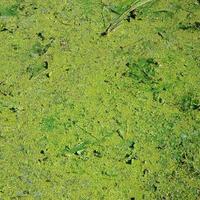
[0,0,200,199]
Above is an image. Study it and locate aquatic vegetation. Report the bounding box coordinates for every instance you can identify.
[0,4,19,17]
[178,21,200,31]
[0,0,199,199]
[30,41,53,57]
[103,0,133,15]
[179,93,200,112]
[41,116,57,132]
[126,58,159,83]
[61,141,91,155]
[102,0,155,35]
[26,61,48,79]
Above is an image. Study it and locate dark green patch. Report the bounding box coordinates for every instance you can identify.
[41,116,57,132]
[26,61,48,79]
[126,58,159,83]
[30,40,54,57]
[168,131,200,177]
[30,42,46,56]
[179,93,200,112]
[178,22,200,31]
[0,4,19,17]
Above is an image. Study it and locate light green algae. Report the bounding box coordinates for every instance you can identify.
[0,0,200,199]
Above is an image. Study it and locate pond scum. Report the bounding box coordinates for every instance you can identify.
[0,0,200,199]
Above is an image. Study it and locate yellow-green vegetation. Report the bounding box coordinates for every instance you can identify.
[0,0,200,199]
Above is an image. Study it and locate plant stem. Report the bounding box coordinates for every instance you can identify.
[101,0,154,36]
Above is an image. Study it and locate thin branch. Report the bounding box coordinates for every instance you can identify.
[101,0,154,36]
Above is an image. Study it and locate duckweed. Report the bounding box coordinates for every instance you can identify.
[0,0,199,199]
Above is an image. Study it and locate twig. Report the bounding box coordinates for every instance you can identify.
[101,0,154,36]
